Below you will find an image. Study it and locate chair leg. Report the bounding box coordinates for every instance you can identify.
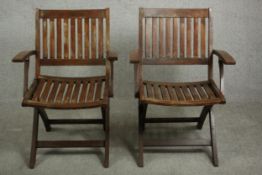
[197,106,212,129]
[141,104,148,131]
[29,108,39,169]
[38,108,51,132]
[103,105,110,168]
[138,102,145,167]
[101,106,106,131]
[209,110,219,167]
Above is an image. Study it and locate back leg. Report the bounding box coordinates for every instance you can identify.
[197,106,212,129]
[138,102,145,167]
[209,110,218,166]
[29,108,39,169]
[38,108,51,132]
[103,105,110,168]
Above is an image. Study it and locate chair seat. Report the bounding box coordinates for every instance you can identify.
[140,80,225,106]
[22,75,108,109]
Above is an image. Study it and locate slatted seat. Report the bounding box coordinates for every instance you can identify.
[129,8,236,167]
[12,9,117,168]
[23,76,107,109]
[141,80,225,106]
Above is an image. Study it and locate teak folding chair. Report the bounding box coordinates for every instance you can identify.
[129,8,236,167]
[12,8,117,168]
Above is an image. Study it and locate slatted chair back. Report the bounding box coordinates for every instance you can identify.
[35,9,110,76]
[139,8,212,65]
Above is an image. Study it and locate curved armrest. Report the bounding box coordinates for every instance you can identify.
[209,50,236,95]
[12,50,36,62]
[212,50,236,65]
[106,51,118,97]
[129,49,141,97]
[12,50,36,96]
[129,49,140,64]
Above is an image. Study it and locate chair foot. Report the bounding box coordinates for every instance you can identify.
[138,102,145,167]
[29,108,39,169]
[104,139,109,168]
[103,105,110,168]
[209,110,219,167]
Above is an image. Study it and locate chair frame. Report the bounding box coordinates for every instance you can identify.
[129,8,236,167]
[12,8,117,168]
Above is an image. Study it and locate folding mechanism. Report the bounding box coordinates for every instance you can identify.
[129,8,236,167]
[12,8,117,168]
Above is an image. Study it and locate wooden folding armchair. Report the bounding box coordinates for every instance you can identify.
[12,8,117,168]
[129,8,236,167]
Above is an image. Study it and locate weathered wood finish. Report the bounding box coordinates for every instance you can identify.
[130,8,236,168]
[24,76,107,109]
[37,9,109,66]
[141,80,224,106]
[12,8,117,169]
[140,8,210,64]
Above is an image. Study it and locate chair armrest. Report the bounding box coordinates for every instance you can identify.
[129,49,140,64]
[212,50,236,65]
[12,50,36,62]
[129,49,141,97]
[209,50,236,95]
[106,51,117,97]
[107,51,118,61]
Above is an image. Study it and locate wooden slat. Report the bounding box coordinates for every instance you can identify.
[64,81,74,103]
[63,19,69,59]
[181,85,192,100]
[98,18,103,59]
[85,18,89,59]
[142,9,209,18]
[174,86,184,101]
[187,18,192,57]
[50,19,55,59]
[145,18,151,58]
[152,18,158,58]
[95,79,102,100]
[146,83,154,98]
[87,80,95,101]
[203,83,216,99]
[142,58,208,65]
[41,80,52,101]
[159,18,164,57]
[40,10,107,18]
[160,85,169,100]
[71,18,76,59]
[79,81,88,102]
[196,84,207,99]
[55,81,66,102]
[32,79,46,100]
[71,80,81,102]
[188,85,200,100]
[40,59,105,66]
[91,18,97,59]
[43,18,48,59]
[153,83,161,99]
[48,81,59,102]
[180,18,185,58]
[78,18,83,59]
[57,18,62,59]
[167,85,177,100]
[201,18,206,58]
[166,18,171,57]
[194,18,199,57]
[173,18,178,57]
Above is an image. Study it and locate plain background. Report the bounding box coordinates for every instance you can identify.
[0,0,262,174]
